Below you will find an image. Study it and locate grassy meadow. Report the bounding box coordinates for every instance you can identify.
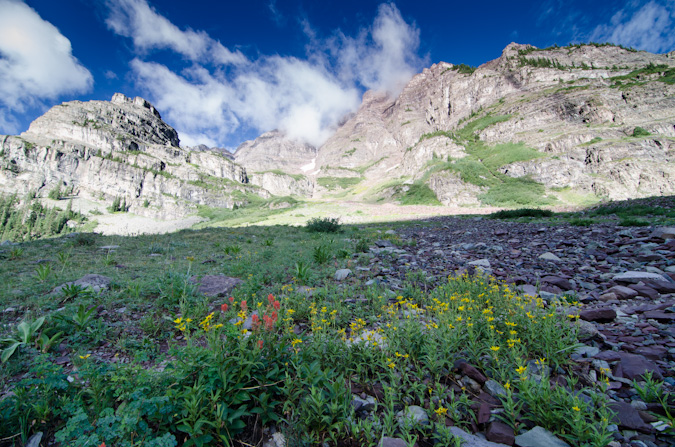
[1,204,674,446]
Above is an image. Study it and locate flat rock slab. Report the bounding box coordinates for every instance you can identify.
[615,352,663,380]
[52,274,111,295]
[642,310,675,321]
[579,307,616,322]
[515,426,569,447]
[335,269,352,281]
[190,275,243,297]
[608,401,654,432]
[612,271,668,284]
[450,427,510,446]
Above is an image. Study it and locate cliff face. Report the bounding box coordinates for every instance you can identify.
[238,43,675,206]
[3,43,674,217]
[0,94,265,218]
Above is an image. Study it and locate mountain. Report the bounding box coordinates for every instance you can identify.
[240,42,675,207]
[0,93,267,218]
[1,43,674,223]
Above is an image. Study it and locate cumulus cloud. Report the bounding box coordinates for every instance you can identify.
[105,0,246,65]
[0,0,93,133]
[590,1,675,53]
[105,0,423,148]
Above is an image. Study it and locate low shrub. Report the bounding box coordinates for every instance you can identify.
[306,217,341,233]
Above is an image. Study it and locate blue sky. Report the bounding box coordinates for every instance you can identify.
[1,0,674,149]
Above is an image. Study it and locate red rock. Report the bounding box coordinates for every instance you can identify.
[608,401,654,433]
[615,352,663,380]
[643,310,675,321]
[579,308,616,322]
[628,284,660,300]
[486,421,515,445]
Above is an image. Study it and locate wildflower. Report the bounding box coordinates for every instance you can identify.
[490,346,500,352]
[504,382,511,390]
[241,300,248,312]
[186,256,195,262]
[79,354,91,359]
[229,296,234,303]
[387,362,395,369]
[257,340,264,349]
[572,406,580,412]
[516,365,527,375]
[435,406,448,417]
[291,338,303,347]
[252,314,261,330]
[221,303,228,312]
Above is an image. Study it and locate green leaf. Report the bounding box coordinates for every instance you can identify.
[1,341,21,363]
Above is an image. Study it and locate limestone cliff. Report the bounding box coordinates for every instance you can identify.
[0,94,266,218]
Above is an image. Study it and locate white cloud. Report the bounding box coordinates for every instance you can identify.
[105,0,246,65]
[0,0,92,133]
[106,0,423,148]
[590,1,675,53]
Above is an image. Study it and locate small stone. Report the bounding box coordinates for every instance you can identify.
[450,427,511,447]
[574,345,600,358]
[190,275,244,297]
[515,426,570,447]
[605,285,639,300]
[612,271,668,284]
[380,437,407,447]
[24,432,43,447]
[52,274,112,295]
[99,245,120,250]
[539,252,562,262]
[486,421,515,445]
[484,379,507,397]
[335,269,352,281]
[469,259,491,268]
[396,405,429,427]
[579,308,616,322]
[652,227,675,240]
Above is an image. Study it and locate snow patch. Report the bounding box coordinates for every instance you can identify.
[301,158,316,172]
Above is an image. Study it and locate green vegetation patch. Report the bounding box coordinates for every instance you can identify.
[0,195,87,242]
[418,113,551,207]
[398,183,441,206]
[479,177,556,207]
[610,63,675,89]
[317,176,362,190]
[490,208,555,219]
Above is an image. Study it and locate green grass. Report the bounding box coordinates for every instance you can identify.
[610,63,675,89]
[415,113,551,207]
[255,170,307,181]
[317,176,362,190]
[398,183,441,206]
[0,218,620,447]
[195,197,299,228]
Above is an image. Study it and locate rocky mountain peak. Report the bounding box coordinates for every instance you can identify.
[23,93,180,151]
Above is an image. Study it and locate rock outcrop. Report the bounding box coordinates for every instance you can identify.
[239,42,675,206]
[0,94,265,218]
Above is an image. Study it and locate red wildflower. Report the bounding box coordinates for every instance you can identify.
[273,300,280,311]
[228,296,234,303]
[252,314,261,330]
[221,303,228,312]
[268,294,275,304]
[257,340,264,349]
[241,300,248,312]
